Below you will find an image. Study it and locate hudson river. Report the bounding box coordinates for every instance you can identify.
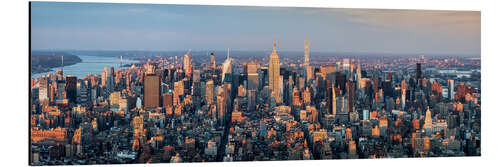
[32,55,140,79]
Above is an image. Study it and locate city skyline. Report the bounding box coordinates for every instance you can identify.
[31,2,480,55]
[29,2,481,165]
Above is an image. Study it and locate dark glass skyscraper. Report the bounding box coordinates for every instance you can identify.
[65,75,77,103]
[417,63,422,79]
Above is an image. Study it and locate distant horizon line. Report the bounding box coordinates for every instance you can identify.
[31,49,480,57]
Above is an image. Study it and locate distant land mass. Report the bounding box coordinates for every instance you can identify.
[31,51,82,74]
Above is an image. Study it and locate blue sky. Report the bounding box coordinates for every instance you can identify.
[30,2,480,55]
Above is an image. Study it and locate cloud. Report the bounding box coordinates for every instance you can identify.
[338,9,480,34]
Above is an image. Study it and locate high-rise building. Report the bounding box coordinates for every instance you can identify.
[222,49,233,82]
[109,91,120,107]
[210,52,216,69]
[416,63,422,79]
[144,73,160,109]
[66,75,77,103]
[320,65,336,81]
[456,82,466,101]
[306,66,314,82]
[248,90,257,111]
[247,61,260,91]
[38,76,49,105]
[363,110,370,120]
[304,38,310,67]
[357,59,362,89]
[332,83,337,117]
[184,50,192,77]
[343,58,350,77]
[56,80,66,100]
[269,40,281,103]
[448,79,455,100]
[173,81,184,105]
[303,87,311,104]
[163,92,173,108]
[401,80,407,109]
[423,107,433,130]
[193,69,201,82]
[101,67,108,88]
[110,67,115,78]
[206,80,214,104]
[347,80,355,113]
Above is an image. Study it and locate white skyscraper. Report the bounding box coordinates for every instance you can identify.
[222,48,233,82]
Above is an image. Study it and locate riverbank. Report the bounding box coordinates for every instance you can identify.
[31,52,82,74]
[31,55,140,79]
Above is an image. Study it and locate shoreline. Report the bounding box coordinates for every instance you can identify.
[31,55,141,79]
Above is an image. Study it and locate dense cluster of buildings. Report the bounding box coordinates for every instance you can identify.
[30,39,481,165]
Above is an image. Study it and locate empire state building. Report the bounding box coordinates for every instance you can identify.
[269,40,281,103]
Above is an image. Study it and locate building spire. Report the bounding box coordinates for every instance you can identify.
[273,40,276,52]
[227,48,230,59]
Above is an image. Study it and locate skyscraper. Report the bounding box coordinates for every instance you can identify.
[247,61,260,91]
[38,76,49,105]
[343,58,350,77]
[448,79,455,100]
[416,63,422,79]
[222,48,233,82]
[101,68,108,88]
[347,79,355,113]
[357,59,362,89]
[184,50,192,77]
[210,52,216,69]
[304,38,310,67]
[332,82,337,117]
[206,80,214,104]
[65,75,77,103]
[144,73,160,109]
[401,80,407,109]
[423,107,433,130]
[269,40,281,103]
[163,92,173,108]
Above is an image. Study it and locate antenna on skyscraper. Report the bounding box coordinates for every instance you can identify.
[227,48,230,59]
[61,55,64,75]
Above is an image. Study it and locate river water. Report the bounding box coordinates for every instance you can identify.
[31,55,140,79]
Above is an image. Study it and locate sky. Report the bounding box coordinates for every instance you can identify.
[30,2,480,55]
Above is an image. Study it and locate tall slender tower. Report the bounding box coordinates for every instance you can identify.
[184,50,192,77]
[61,55,64,75]
[448,79,455,100]
[356,59,362,89]
[269,40,281,103]
[304,38,310,67]
[401,80,407,109]
[332,83,337,117]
